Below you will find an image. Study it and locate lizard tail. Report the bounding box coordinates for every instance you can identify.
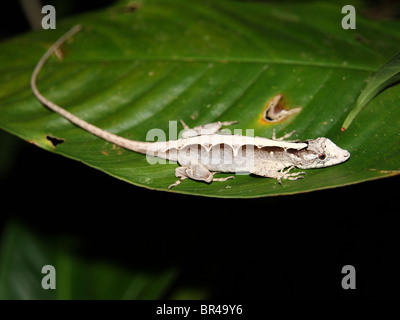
[31,24,151,155]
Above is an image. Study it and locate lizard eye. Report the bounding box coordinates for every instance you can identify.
[318,153,326,160]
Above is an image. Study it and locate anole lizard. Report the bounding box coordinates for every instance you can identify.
[31,25,350,189]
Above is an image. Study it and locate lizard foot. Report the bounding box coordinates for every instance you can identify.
[211,172,235,182]
[271,128,302,142]
[272,128,296,141]
[180,120,239,138]
[168,167,235,189]
[276,166,306,184]
[168,177,187,190]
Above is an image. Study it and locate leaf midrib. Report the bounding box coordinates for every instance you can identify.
[0,56,376,76]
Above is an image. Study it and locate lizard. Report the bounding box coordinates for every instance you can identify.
[31,25,350,190]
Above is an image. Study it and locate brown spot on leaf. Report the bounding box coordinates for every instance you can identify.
[111,1,141,18]
[28,140,40,147]
[260,94,301,124]
[353,33,371,45]
[124,2,141,12]
[46,135,64,148]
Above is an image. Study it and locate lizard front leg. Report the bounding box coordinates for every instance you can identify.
[180,120,238,138]
[271,128,298,141]
[168,164,235,189]
[278,166,305,184]
[250,163,305,184]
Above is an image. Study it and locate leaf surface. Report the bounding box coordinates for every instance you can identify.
[0,0,399,198]
[342,51,400,130]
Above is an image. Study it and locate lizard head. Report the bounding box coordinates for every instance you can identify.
[295,137,350,169]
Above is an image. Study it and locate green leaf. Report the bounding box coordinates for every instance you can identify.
[342,51,400,130]
[0,221,177,299]
[0,0,399,198]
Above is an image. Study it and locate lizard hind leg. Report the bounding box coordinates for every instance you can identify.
[168,164,235,189]
[211,171,235,182]
[168,166,188,189]
[168,164,213,189]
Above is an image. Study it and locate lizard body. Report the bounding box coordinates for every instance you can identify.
[31,25,350,189]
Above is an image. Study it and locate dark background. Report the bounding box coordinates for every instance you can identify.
[1,0,399,300]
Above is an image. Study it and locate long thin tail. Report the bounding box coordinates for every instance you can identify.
[31,25,151,154]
